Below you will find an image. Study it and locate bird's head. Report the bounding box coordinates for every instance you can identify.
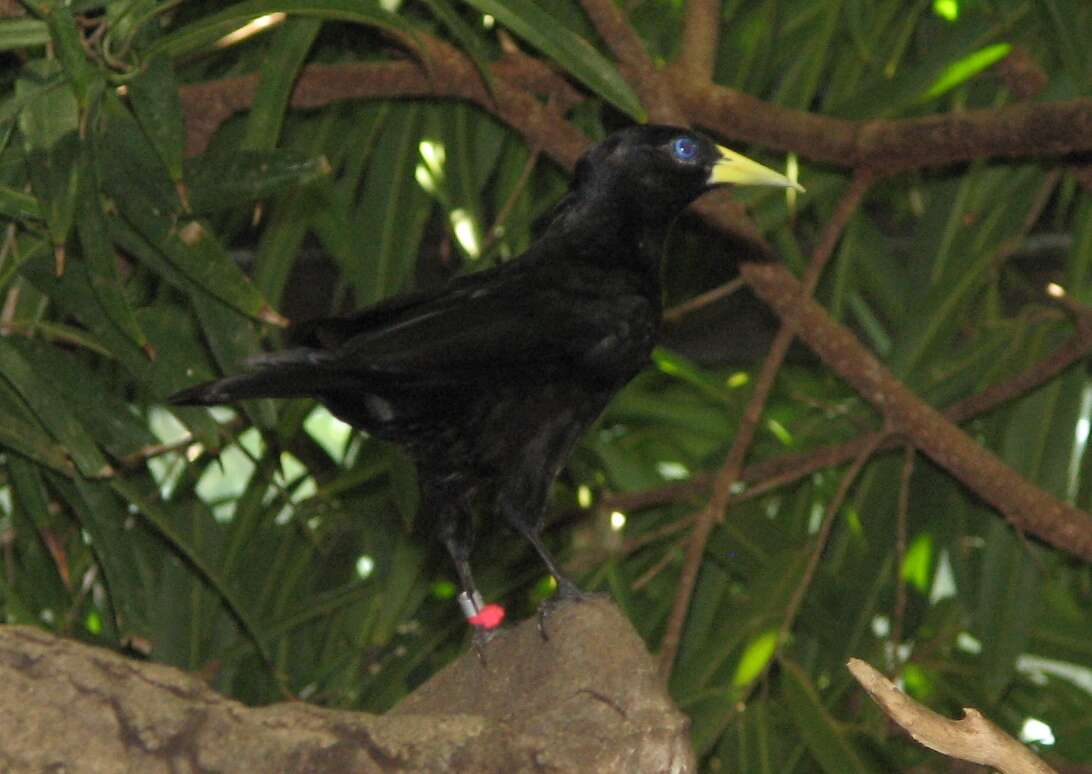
[571,124,803,223]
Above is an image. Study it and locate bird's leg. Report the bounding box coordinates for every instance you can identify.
[514,525,598,640]
[443,536,505,661]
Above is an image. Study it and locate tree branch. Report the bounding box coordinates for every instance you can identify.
[674,76,1092,167]
[848,658,1057,774]
[601,314,1092,537]
[674,0,720,80]
[577,0,683,123]
[658,172,875,677]
[741,261,1092,562]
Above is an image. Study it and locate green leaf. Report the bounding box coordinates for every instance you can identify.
[732,628,780,687]
[0,18,50,51]
[920,42,1012,101]
[25,132,80,272]
[7,337,157,461]
[42,2,96,106]
[460,0,645,120]
[184,150,330,213]
[351,103,431,305]
[782,660,876,774]
[110,477,275,669]
[0,404,74,475]
[242,17,322,152]
[147,0,417,59]
[0,185,42,220]
[77,140,153,354]
[420,0,495,95]
[52,476,154,640]
[128,54,186,182]
[0,338,112,478]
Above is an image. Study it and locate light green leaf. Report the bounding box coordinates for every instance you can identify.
[0,18,50,51]
[732,628,780,687]
[921,42,1012,101]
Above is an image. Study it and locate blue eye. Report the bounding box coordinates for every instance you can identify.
[671,137,698,161]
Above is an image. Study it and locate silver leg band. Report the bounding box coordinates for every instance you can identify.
[457,590,485,618]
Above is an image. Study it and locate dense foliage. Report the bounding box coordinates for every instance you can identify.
[1,0,1090,770]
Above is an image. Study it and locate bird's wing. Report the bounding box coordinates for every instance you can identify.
[294,265,649,387]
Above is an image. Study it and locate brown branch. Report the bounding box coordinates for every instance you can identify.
[177,37,1092,179]
[848,658,1057,774]
[673,0,720,80]
[577,0,683,124]
[891,445,915,662]
[741,260,1092,562]
[662,277,744,324]
[673,75,1092,168]
[179,42,591,169]
[658,171,875,678]
[602,314,1092,525]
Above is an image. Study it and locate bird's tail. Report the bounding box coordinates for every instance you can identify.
[168,348,334,406]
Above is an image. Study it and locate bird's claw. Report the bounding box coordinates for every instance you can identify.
[536,579,603,641]
[471,624,502,665]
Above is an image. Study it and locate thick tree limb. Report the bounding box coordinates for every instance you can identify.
[674,0,720,80]
[848,658,1056,774]
[675,77,1092,167]
[577,0,684,124]
[179,47,1092,172]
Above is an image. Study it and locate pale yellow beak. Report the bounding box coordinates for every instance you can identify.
[708,144,805,192]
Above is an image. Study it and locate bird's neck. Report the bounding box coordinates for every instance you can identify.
[545,195,675,278]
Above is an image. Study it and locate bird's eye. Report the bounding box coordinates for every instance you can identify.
[671,137,698,161]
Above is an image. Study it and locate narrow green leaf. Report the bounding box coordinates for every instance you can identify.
[7,337,157,461]
[77,141,153,354]
[920,43,1012,101]
[421,0,495,95]
[974,520,1041,699]
[25,133,80,272]
[128,54,186,182]
[0,338,112,478]
[460,0,645,120]
[3,66,66,131]
[110,477,275,669]
[42,3,95,106]
[0,404,75,475]
[353,103,431,305]
[782,660,875,774]
[732,629,780,687]
[114,197,286,325]
[184,150,331,213]
[242,17,322,152]
[52,476,154,640]
[0,185,42,221]
[147,0,416,60]
[0,18,50,51]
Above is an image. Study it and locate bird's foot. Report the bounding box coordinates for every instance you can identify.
[471,622,504,665]
[458,590,506,664]
[536,578,604,641]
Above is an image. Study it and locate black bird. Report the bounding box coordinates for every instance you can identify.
[169,125,801,632]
